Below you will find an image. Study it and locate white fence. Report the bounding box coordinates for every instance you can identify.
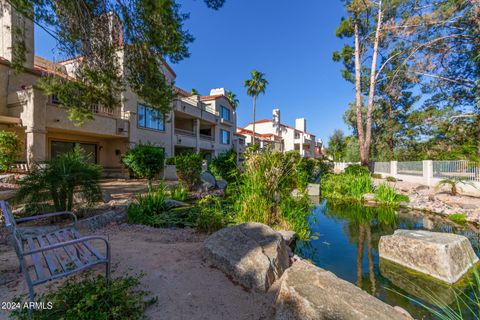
[334,160,480,195]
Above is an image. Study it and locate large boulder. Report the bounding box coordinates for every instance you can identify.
[275,260,407,320]
[203,222,290,292]
[201,171,217,188]
[379,229,479,283]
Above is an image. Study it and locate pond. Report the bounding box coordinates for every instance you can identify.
[295,200,480,320]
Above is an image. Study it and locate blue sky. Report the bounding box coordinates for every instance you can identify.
[34,0,352,144]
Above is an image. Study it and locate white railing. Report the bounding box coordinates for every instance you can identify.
[432,160,480,182]
[372,161,390,174]
[397,161,423,176]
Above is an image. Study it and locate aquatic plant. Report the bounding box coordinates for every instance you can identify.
[375,183,409,204]
[321,172,374,201]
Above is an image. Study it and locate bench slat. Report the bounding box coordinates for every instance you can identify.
[64,229,97,264]
[53,231,84,269]
[71,229,105,260]
[25,237,47,281]
[45,233,69,272]
[36,235,62,276]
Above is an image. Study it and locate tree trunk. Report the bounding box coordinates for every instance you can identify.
[364,0,384,166]
[365,224,376,295]
[356,225,365,288]
[354,17,366,166]
[252,95,257,145]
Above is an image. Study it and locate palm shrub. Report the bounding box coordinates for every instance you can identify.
[0,131,22,172]
[122,143,165,189]
[16,147,102,212]
[436,177,476,196]
[208,150,238,183]
[173,152,203,191]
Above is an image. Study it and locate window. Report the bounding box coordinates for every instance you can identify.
[294,131,300,139]
[220,106,230,121]
[220,130,230,144]
[138,104,165,131]
[51,141,97,163]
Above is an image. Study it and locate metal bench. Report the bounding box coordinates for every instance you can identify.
[0,200,110,303]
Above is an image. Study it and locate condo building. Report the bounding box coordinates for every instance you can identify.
[0,2,239,177]
[237,109,323,158]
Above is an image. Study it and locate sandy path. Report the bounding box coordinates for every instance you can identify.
[0,225,276,320]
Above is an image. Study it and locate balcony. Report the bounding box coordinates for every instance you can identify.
[175,128,196,137]
[200,134,214,141]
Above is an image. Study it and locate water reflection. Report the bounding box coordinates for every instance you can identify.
[295,200,480,319]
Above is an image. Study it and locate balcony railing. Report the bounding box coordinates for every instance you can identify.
[175,128,196,137]
[200,134,214,141]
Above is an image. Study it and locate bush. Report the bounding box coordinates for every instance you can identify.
[375,183,409,204]
[208,150,238,183]
[371,173,382,179]
[11,273,155,320]
[344,164,370,176]
[0,131,22,172]
[386,176,397,182]
[16,147,102,211]
[195,195,230,233]
[122,143,165,188]
[172,152,203,191]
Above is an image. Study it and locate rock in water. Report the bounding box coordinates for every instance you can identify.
[203,222,290,292]
[275,260,407,320]
[379,229,478,283]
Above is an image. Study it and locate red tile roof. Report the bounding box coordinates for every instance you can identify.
[236,128,282,140]
[242,119,316,137]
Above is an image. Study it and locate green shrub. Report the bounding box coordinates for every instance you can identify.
[371,173,382,179]
[386,176,397,182]
[208,150,238,183]
[165,157,175,165]
[195,195,230,233]
[0,131,22,172]
[279,195,311,240]
[122,143,165,189]
[16,147,102,211]
[169,184,188,201]
[375,183,409,204]
[11,273,155,320]
[172,152,203,191]
[448,213,467,225]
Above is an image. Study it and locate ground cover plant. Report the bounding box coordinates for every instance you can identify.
[11,273,155,320]
[16,147,102,212]
[448,213,467,225]
[169,184,188,202]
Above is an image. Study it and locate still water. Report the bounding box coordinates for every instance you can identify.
[295,201,480,319]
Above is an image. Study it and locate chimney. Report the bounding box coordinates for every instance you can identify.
[295,118,306,132]
[210,88,226,96]
[272,109,281,135]
[0,0,34,68]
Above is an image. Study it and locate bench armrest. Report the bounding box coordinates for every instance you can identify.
[16,211,77,228]
[22,236,110,257]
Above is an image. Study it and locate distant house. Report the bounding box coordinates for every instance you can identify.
[237,109,323,158]
[0,3,240,177]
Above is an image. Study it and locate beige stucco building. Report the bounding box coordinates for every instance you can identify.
[237,109,323,158]
[0,2,239,177]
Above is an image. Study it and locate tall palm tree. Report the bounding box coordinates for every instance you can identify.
[226,90,239,109]
[244,70,268,145]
